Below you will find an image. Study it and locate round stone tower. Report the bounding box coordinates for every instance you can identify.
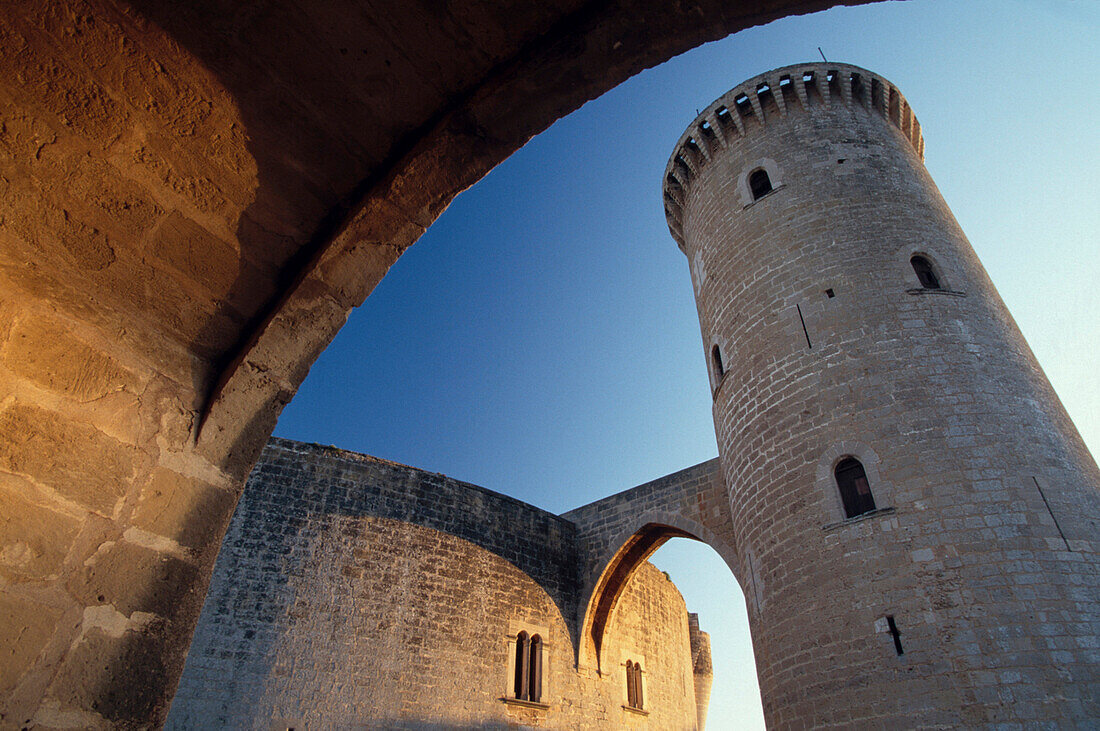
[664,63,1100,727]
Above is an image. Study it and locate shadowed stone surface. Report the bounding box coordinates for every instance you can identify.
[0,0,882,725]
[168,438,713,729]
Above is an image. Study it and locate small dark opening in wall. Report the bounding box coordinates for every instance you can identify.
[685,138,700,154]
[735,93,752,115]
[749,169,772,200]
[825,288,835,298]
[803,71,815,83]
[711,344,724,380]
[779,75,792,87]
[886,616,904,655]
[835,457,875,518]
[910,255,941,289]
[715,105,730,120]
[837,158,845,164]
[851,72,865,103]
[699,120,715,139]
[674,155,692,182]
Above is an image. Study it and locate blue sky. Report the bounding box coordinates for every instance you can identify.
[275,1,1098,727]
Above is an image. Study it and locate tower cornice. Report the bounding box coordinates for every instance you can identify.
[662,62,924,249]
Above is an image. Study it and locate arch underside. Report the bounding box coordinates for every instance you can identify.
[588,524,695,671]
[0,0,885,725]
[581,516,741,673]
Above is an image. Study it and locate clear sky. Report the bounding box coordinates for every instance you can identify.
[274,1,1099,727]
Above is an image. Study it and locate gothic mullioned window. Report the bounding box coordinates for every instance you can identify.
[512,631,542,702]
[835,457,876,518]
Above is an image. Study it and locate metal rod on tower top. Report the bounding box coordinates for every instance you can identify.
[818,47,827,62]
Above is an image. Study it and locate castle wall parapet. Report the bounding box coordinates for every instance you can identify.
[663,62,923,249]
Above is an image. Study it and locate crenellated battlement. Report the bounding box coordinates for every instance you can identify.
[663,63,924,249]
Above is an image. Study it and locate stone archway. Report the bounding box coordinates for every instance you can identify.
[562,459,743,672]
[0,0,883,725]
[580,518,741,673]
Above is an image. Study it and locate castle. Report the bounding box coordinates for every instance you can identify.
[166,439,719,729]
[161,63,1099,728]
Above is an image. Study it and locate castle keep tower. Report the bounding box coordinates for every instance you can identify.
[664,63,1100,727]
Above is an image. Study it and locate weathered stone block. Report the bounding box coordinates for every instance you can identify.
[0,316,141,401]
[0,592,63,696]
[131,468,235,551]
[0,475,82,581]
[67,539,198,621]
[46,619,169,724]
[150,211,240,298]
[0,402,135,516]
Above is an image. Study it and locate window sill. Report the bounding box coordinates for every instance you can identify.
[502,698,550,710]
[742,183,785,209]
[822,506,896,532]
[905,288,966,298]
[622,705,649,716]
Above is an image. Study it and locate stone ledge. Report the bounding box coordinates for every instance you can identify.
[821,506,896,532]
[501,697,550,710]
[741,183,786,210]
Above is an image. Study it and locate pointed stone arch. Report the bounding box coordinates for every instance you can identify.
[576,511,739,672]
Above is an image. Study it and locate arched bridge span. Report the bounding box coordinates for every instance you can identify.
[564,458,742,671]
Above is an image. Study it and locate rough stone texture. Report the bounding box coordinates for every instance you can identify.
[0,2,879,724]
[167,438,708,729]
[689,613,714,731]
[563,458,738,671]
[665,63,1100,728]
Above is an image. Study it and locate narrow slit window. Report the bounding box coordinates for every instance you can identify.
[835,457,876,518]
[749,169,772,200]
[625,660,643,709]
[513,631,529,700]
[910,255,941,289]
[527,635,542,702]
[625,660,636,708]
[886,616,904,655]
[711,344,724,381]
[633,663,644,709]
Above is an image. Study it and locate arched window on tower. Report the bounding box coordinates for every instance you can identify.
[910,255,941,290]
[835,457,876,518]
[749,168,773,200]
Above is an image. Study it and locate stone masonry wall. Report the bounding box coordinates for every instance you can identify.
[167,438,705,729]
[563,457,741,673]
[667,63,1100,727]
